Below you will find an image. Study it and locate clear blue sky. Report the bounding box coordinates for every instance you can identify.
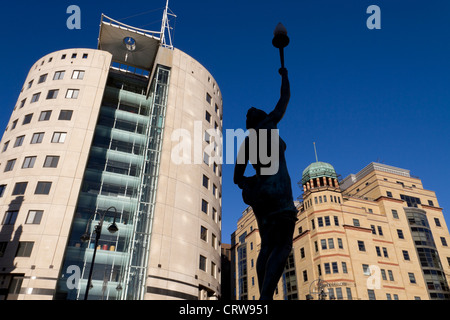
[1,0,450,244]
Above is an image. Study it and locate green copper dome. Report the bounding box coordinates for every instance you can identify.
[301,161,338,185]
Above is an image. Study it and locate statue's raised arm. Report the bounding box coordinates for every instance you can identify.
[268,68,290,125]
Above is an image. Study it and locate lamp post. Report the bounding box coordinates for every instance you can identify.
[80,206,119,300]
[308,278,330,300]
[272,23,290,68]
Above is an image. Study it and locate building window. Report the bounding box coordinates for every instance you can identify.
[43,156,59,168]
[328,238,335,249]
[46,89,59,99]
[391,209,399,219]
[362,264,370,276]
[0,185,6,197]
[66,89,79,99]
[22,114,33,125]
[2,211,18,225]
[376,246,381,257]
[434,218,442,227]
[52,132,67,143]
[203,152,210,165]
[338,238,343,249]
[332,262,339,273]
[12,182,28,195]
[19,99,26,109]
[353,219,360,227]
[72,70,85,80]
[22,156,37,169]
[16,242,34,257]
[358,240,366,252]
[371,225,376,234]
[334,216,339,226]
[200,226,207,241]
[205,111,211,123]
[2,141,9,152]
[26,210,43,224]
[321,239,327,250]
[206,93,212,105]
[211,234,216,249]
[402,250,410,261]
[386,191,392,197]
[428,200,434,206]
[324,263,331,274]
[58,110,73,121]
[61,54,66,60]
[4,159,16,172]
[377,226,383,236]
[383,247,389,258]
[35,182,52,195]
[317,217,323,227]
[31,92,41,103]
[38,74,48,84]
[31,132,45,144]
[72,53,77,59]
[27,80,34,89]
[211,261,216,278]
[53,71,65,80]
[202,175,209,189]
[441,237,448,247]
[82,53,88,59]
[39,110,52,121]
[342,262,348,273]
[11,119,18,130]
[201,199,208,214]
[397,229,405,239]
[408,273,416,284]
[199,255,207,271]
[0,242,7,257]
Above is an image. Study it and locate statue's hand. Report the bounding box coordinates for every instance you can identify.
[279,67,288,77]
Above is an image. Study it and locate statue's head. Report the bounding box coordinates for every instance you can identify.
[246,107,267,129]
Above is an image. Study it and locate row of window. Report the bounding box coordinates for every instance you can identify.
[200,225,219,250]
[202,174,219,199]
[201,199,220,224]
[32,52,89,71]
[385,190,435,208]
[310,215,340,230]
[0,181,52,198]
[20,88,80,108]
[304,194,341,209]
[199,254,218,279]
[25,69,85,93]
[3,155,60,173]
[3,130,67,154]
[1,209,43,226]
[6,109,72,136]
[0,241,34,258]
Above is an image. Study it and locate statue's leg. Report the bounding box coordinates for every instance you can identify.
[259,216,295,300]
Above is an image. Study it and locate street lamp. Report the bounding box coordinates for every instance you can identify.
[80,206,119,300]
[308,278,330,300]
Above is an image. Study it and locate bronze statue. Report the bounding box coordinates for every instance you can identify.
[234,65,297,300]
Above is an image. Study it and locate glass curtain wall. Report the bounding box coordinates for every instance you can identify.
[55,64,170,300]
[405,208,450,300]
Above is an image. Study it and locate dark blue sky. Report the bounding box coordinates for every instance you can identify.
[1,0,450,242]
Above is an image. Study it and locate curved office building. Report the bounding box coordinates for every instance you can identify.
[0,15,222,300]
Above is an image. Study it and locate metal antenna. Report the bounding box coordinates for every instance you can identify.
[160,0,176,49]
[314,142,319,162]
